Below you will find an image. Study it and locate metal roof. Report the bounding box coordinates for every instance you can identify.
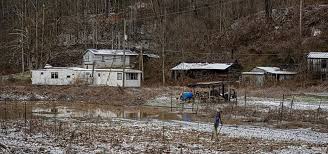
[187,81,234,88]
[171,63,233,71]
[86,49,160,58]
[33,67,142,73]
[307,52,328,59]
[242,72,265,75]
[87,49,138,56]
[256,67,280,73]
[255,67,297,75]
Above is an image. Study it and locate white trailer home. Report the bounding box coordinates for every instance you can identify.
[31,66,142,87]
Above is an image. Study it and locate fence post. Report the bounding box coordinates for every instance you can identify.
[4,100,7,121]
[244,89,247,115]
[290,96,294,117]
[4,100,7,135]
[162,125,165,143]
[192,97,195,112]
[280,94,284,122]
[196,99,199,114]
[24,101,27,126]
[170,94,173,112]
[317,101,322,122]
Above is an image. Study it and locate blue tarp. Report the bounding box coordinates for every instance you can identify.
[180,92,193,101]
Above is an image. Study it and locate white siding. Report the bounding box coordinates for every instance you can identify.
[124,73,141,87]
[31,69,75,85]
[94,71,123,86]
[82,50,133,68]
[31,68,141,87]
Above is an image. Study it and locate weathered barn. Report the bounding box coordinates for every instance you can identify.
[242,67,297,86]
[170,62,241,81]
[307,52,328,80]
[82,49,159,69]
[241,72,265,87]
[31,66,142,87]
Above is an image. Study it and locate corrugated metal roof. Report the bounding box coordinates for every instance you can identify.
[242,72,265,75]
[256,67,280,73]
[255,67,297,75]
[307,52,328,59]
[88,49,138,56]
[171,63,233,71]
[33,67,142,73]
[87,49,160,58]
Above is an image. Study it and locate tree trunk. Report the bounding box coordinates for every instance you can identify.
[265,0,272,20]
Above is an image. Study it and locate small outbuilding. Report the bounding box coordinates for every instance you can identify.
[307,52,328,80]
[170,62,241,81]
[31,66,142,87]
[242,67,297,86]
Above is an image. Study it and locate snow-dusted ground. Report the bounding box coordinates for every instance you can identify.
[148,94,328,111]
[146,95,174,106]
[0,93,49,101]
[1,118,327,153]
[238,96,328,111]
[171,120,328,144]
[270,146,327,154]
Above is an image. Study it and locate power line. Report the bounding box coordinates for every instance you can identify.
[153,49,309,56]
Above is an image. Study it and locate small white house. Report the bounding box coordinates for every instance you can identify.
[82,49,159,69]
[31,66,142,87]
[83,49,138,69]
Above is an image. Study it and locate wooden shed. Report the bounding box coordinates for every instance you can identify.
[170,62,241,81]
[307,52,328,80]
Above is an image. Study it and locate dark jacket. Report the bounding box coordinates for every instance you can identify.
[214,112,222,127]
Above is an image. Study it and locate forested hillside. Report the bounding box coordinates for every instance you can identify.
[0,0,327,81]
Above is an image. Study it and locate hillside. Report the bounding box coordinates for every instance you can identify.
[217,4,328,70]
[0,1,327,82]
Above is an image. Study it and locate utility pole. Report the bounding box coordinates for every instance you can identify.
[140,48,144,81]
[21,0,25,73]
[162,9,166,86]
[111,25,114,49]
[299,0,303,40]
[41,3,45,65]
[122,19,127,88]
[35,0,38,68]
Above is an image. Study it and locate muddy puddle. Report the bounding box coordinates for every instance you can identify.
[0,101,195,122]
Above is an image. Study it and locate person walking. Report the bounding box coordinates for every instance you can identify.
[212,110,223,140]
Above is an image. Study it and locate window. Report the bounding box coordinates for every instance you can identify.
[117,73,122,80]
[126,73,138,80]
[84,54,90,62]
[98,73,101,77]
[321,60,327,68]
[67,75,71,78]
[101,56,105,62]
[41,72,44,75]
[120,56,124,62]
[113,55,117,62]
[51,72,58,79]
